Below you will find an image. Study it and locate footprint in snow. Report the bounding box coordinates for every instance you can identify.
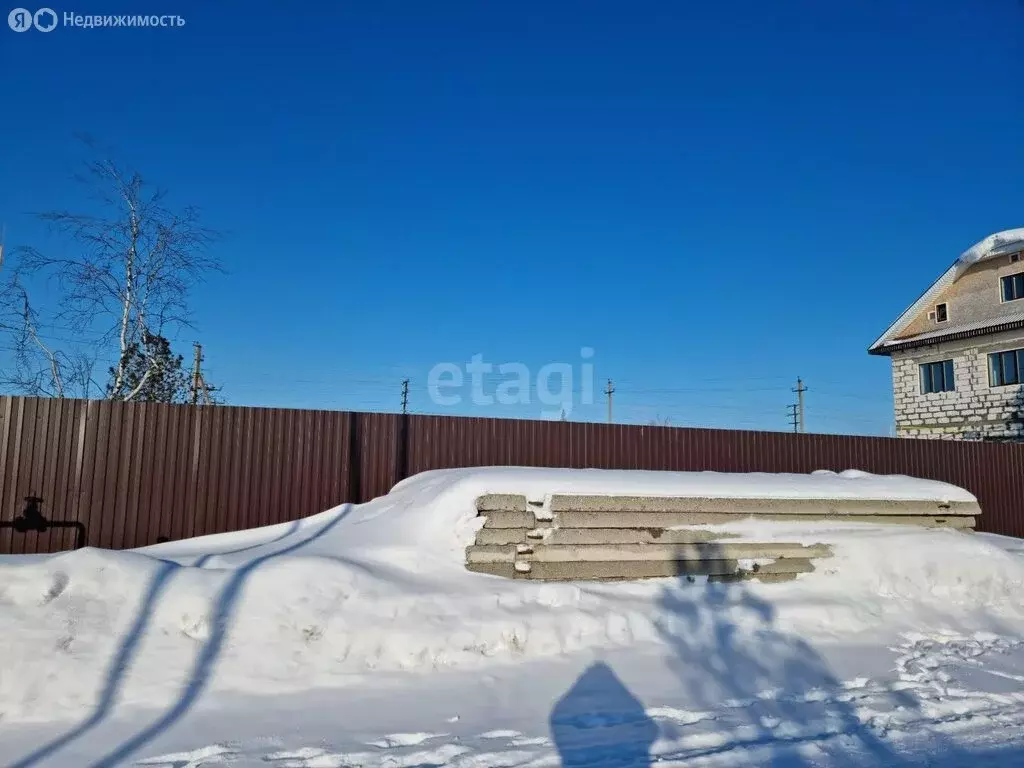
[479,730,522,739]
[180,614,211,641]
[134,743,238,767]
[645,707,715,726]
[551,710,651,729]
[42,571,69,604]
[268,744,470,766]
[367,732,448,748]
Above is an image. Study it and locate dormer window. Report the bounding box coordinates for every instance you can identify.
[935,303,948,323]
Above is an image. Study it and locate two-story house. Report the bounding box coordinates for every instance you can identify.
[869,228,1024,441]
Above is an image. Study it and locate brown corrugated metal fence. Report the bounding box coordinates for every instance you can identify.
[1,396,1022,555]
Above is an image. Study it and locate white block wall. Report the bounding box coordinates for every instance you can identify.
[891,329,1024,441]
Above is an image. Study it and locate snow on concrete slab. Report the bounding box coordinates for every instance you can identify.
[458,466,977,503]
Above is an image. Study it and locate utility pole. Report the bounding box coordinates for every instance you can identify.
[191,342,202,406]
[787,403,799,433]
[604,379,615,424]
[190,342,218,405]
[793,377,807,433]
[396,378,411,483]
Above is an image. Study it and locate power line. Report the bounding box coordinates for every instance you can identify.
[617,385,792,395]
[613,375,792,386]
[812,390,892,404]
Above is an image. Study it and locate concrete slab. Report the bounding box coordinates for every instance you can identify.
[474,527,741,546]
[481,511,536,528]
[476,494,530,512]
[466,557,815,581]
[548,495,979,517]
[465,542,828,565]
[466,544,517,564]
[521,542,830,563]
[552,511,976,529]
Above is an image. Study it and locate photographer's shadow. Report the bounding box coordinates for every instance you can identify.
[549,661,656,768]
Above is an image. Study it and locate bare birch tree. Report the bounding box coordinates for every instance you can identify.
[0,276,95,397]
[0,144,219,400]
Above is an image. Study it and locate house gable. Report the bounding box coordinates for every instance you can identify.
[896,258,1024,339]
[870,228,1024,355]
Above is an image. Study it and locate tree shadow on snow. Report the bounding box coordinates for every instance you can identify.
[544,539,921,767]
[190,519,303,568]
[9,560,181,768]
[652,541,928,767]
[550,661,657,767]
[9,504,354,768]
[85,504,354,768]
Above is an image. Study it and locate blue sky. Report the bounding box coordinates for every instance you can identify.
[1,0,1022,434]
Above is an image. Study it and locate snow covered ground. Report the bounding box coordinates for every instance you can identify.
[2,467,1024,767]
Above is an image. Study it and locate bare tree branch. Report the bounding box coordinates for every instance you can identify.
[123,362,155,402]
[21,293,65,398]
[0,278,86,397]
[0,138,221,402]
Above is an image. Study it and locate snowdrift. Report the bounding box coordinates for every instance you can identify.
[1,467,1022,724]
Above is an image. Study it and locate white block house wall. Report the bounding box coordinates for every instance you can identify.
[891,329,1024,440]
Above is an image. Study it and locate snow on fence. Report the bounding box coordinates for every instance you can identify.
[1,395,1023,554]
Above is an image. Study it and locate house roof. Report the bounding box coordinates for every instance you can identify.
[868,313,1024,354]
[868,228,1024,356]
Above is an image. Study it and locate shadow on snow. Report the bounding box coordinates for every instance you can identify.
[10,505,354,768]
[550,661,657,768]
[650,541,914,767]
[546,539,1018,767]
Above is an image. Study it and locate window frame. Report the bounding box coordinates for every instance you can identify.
[988,348,1024,388]
[1000,272,1024,303]
[920,359,955,394]
[934,302,949,323]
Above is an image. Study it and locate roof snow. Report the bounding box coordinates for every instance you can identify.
[956,228,1024,268]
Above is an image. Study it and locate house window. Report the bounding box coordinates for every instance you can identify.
[989,348,1024,387]
[1001,272,1024,302]
[1011,252,1022,263]
[935,303,948,322]
[920,360,955,393]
